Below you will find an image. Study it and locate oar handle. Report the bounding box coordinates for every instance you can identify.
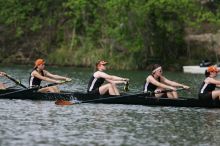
[38,80,71,88]
[166,87,186,92]
[144,87,186,96]
[123,81,129,92]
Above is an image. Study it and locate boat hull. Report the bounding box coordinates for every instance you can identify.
[76,93,220,108]
[0,89,76,100]
[1,89,220,108]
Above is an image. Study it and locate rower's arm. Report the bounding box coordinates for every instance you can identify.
[44,70,71,81]
[148,76,175,90]
[97,71,128,84]
[162,77,189,89]
[111,75,128,81]
[106,79,125,84]
[209,78,220,86]
[32,71,60,83]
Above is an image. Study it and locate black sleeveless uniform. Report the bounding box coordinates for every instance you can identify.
[29,69,44,87]
[87,73,105,95]
[143,76,168,98]
[143,76,160,96]
[198,81,216,100]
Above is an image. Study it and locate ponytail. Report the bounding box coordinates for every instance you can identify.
[205,70,210,77]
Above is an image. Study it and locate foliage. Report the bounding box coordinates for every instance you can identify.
[0,0,220,69]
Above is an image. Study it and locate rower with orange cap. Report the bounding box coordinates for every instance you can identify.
[198,65,220,100]
[29,59,71,93]
[87,60,129,95]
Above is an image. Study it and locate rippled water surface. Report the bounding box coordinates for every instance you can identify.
[0,65,220,146]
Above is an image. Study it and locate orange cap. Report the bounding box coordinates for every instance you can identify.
[96,60,108,67]
[35,59,45,67]
[207,66,218,73]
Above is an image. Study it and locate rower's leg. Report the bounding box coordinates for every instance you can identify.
[111,83,120,95]
[167,91,178,99]
[99,84,117,95]
[38,87,59,93]
[51,86,60,93]
[38,87,51,93]
[212,90,220,100]
[155,93,163,98]
[154,88,163,98]
[172,91,178,99]
[166,92,174,99]
[0,83,6,89]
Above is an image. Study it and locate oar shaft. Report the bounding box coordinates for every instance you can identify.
[155,87,185,94]
[5,74,27,89]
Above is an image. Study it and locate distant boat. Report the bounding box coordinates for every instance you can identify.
[183,66,219,74]
[183,60,220,74]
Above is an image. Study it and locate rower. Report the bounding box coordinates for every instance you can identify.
[198,66,220,100]
[29,59,71,93]
[87,60,129,95]
[143,64,190,99]
[0,71,6,89]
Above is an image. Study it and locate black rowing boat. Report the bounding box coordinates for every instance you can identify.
[0,89,76,100]
[1,89,220,108]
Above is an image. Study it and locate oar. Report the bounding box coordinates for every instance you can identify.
[123,81,129,92]
[5,74,27,89]
[0,81,70,98]
[148,87,186,96]
[55,87,187,106]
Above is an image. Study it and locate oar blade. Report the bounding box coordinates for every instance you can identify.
[55,99,73,105]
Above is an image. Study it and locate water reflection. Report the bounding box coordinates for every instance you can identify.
[1,100,220,145]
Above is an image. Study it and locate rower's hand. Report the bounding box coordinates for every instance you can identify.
[182,85,190,89]
[123,80,129,91]
[169,86,176,91]
[155,89,162,94]
[0,72,6,76]
[123,78,129,82]
[56,80,64,84]
[65,78,72,82]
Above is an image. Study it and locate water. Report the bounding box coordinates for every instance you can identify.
[0,65,220,146]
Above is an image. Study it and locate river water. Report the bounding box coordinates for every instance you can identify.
[0,65,220,146]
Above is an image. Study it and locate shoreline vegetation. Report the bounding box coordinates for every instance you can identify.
[0,0,220,71]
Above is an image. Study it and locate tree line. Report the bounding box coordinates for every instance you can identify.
[0,0,220,70]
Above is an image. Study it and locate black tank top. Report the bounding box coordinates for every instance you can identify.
[199,81,216,94]
[143,75,160,92]
[87,74,105,92]
[29,69,44,87]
